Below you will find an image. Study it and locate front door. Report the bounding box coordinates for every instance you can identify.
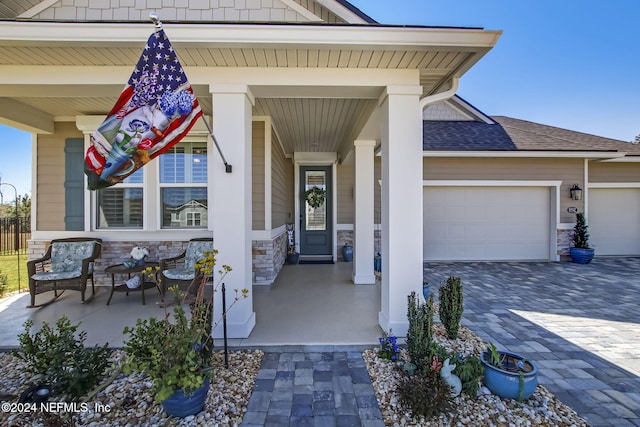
[299,166,332,257]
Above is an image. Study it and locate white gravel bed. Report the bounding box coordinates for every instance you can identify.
[0,349,263,427]
[364,323,591,427]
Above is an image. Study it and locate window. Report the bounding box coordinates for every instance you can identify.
[96,168,143,229]
[160,142,208,228]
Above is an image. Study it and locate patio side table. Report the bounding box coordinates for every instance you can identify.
[105,261,161,305]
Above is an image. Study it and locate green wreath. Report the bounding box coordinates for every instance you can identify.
[305,186,326,208]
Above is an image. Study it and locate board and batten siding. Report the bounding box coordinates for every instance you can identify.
[589,162,640,183]
[37,122,82,231]
[271,128,292,229]
[423,157,584,223]
[336,163,354,224]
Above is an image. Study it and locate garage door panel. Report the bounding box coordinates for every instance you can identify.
[589,188,640,255]
[424,187,550,261]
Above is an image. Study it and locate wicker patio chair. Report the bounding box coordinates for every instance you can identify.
[159,237,214,297]
[27,237,102,307]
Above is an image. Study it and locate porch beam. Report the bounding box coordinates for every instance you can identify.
[352,140,376,285]
[210,83,256,338]
[378,85,423,336]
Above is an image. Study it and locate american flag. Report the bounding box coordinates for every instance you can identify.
[84,29,202,190]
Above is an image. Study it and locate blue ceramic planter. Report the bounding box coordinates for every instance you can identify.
[570,247,594,264]
[480,350,538,401]
[161,378,210,418]
[342,245,353,262]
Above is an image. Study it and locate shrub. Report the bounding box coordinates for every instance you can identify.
[572,212,591,249]
[397,367,451,419]
[0,269,7,298]
[452,354,483,396]
[406,291,434,368]
[14,316,110,401]
[439,276,463,339]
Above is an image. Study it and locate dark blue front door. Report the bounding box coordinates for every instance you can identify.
[299,166,332,256]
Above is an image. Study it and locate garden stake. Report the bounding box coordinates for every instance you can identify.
[222,283,229,368]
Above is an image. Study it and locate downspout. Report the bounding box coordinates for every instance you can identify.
[419,77,459,110]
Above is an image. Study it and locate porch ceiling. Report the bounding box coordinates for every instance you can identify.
[0,22,501,153]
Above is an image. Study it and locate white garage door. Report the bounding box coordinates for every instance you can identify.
[589,188,640,255]
[424,187,551,261]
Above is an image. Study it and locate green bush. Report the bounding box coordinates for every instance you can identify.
[398,368,451,419]
[452,354,483,396]
[0,269,8,298]
[14,316,110,401]
[406,291,434,369]
[439,276,463,339]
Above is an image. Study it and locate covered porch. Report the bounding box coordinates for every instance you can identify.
[0,262,381,349]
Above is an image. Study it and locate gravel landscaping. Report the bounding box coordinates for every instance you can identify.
[364,323,591,427]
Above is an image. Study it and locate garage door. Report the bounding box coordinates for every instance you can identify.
[424,187,551,261]
[589,188,640,255]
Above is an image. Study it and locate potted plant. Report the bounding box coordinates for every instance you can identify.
[480,343,538,401]
[122,249,248,417]
[570,212,595,264]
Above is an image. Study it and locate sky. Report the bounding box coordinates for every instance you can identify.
[0,0,638,200]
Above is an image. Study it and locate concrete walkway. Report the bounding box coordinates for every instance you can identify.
[424,257,640,427]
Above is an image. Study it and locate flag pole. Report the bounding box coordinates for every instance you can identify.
[149,13,232,173]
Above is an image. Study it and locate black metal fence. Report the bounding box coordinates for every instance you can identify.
[0,217,30,256]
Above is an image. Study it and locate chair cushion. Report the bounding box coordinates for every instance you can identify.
[183,241,213,272]
[32,270,83,281]
[162,268,196,281]
[50,241,96,273]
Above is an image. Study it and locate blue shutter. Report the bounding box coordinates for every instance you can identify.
[64,138,84,231]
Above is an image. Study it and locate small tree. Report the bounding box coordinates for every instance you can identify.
[406,291,434,369]
[632,134,640,144]
[572,212,591,249]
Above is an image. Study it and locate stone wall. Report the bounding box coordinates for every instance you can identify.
[557,228,574,259]
[252,231,287,285]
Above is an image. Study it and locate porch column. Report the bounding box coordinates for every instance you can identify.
[379,86,423,336]
[353,140,376,285]
[210,84,256,338]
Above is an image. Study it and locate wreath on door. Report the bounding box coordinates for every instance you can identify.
[305,186,326,209]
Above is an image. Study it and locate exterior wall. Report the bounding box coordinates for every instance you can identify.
[374,156,381,224]
[292,0,346,23]
[423,157,584,223]
[252,121,266,230]
[271,128,293,229]
[36,122,82,231]
[557,229,573,258]
[33,0,313,22]
[589,162,640,183]
[252,230,287,285]
[423,101,472,121]
[336,162,354,224]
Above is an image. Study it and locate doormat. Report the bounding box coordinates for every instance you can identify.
[298,260,335,265]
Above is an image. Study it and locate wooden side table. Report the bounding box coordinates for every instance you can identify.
[105,261,161,305]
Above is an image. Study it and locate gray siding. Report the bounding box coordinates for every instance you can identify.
[271,128,292,229]
[336,163,354,224]
[423,157,584,223]
[589,162,640,183]
[252,121,266,230]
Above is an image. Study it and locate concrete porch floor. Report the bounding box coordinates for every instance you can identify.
[0,262,382,349]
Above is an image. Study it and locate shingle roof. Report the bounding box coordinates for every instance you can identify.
[423,120,516,150]
[424,116,640,155]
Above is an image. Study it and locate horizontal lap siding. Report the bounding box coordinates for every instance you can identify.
[337,163,354,224]
[589,162,640,183]
[271,128,292,229]
[424,157,583,223]
[37,122,81,231]
[252,121,265,230]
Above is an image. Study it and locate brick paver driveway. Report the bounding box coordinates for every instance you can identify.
[424,257,640,427]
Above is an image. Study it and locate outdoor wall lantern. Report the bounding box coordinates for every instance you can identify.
[570,184,583,201]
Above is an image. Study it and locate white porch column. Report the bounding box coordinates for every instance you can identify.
[353,140,376,285]
[210,84,256,338]
[378,86,423,336]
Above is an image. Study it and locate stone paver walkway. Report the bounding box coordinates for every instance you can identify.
[241,348,385,427]
[425,257,640,427]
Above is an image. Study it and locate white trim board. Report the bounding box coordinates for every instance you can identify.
[588,182,640,188]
